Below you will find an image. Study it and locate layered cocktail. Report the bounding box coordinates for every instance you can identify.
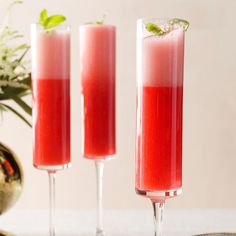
[136,18,188,235]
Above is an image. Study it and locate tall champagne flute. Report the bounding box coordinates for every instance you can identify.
[31,24,71,236]
[80,24,116,236]
[136,18,188,235]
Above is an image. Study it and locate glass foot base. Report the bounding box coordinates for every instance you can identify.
[96,229,105,236]
[136,188,182,201]
[84,154,116,161]
[0,230,14,236]
[34,162,71,171]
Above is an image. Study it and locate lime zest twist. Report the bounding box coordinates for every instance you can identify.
[145,18,189,36]
[145,23,165,36]
[169,18,189,31]
[38,9,66,30]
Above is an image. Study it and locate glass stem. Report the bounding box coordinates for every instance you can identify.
[95,160,105,236]
[152,200,165,236]
[48,171,56,236]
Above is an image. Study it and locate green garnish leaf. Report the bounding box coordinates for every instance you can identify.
[44,15,66,30]
[39,9,48,25]
[96,20,103,25]
[145,23,164,36]
[169,18,189,31]
[85,14,106,25]
[38,9,66,30]
[96,14,106,25]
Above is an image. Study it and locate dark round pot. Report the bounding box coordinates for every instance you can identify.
[0,142,23,214]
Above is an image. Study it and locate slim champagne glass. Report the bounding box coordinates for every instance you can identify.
[136,18,188,235]
[31,24,71,236]
[80,23,116,236]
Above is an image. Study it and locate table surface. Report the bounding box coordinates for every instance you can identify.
[0,209,236,236]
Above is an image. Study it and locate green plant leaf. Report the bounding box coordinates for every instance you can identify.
[18,76,31,86]
[145,23,164,36]
[0,88,30,100]
[0,103,31,127]
[16,47,30,63]
[0,0,32,127]
[0,81,32,114]
[39,9,48,25]
[0,90,30,100]
[8,1,23,11]
[10,95,32,115]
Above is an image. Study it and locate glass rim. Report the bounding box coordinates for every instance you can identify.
[137,17,189,27]
[137,17,187,35]
[138,17,188,21]
[79,23,116,29]
[30,23,71,30]
[138,17,172,21]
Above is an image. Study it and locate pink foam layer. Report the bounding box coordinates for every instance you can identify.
[80,24,116,82]
[32,30,70,80]
[142,28,184,87]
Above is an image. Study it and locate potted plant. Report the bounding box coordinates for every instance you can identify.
[0,0,31,228]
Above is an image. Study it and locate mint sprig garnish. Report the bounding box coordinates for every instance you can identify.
[145,18,189,36]
[38,9,66,30]
[39,9,48,25]
[96,14,106,25]
[85,14,106,25]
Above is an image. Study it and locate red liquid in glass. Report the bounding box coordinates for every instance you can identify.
[82,78,115,157]
[33,79,70,167]
[80,25,116,159]
[136,86,183,191]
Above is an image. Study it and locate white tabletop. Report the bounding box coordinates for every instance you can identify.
[0,209,236,236]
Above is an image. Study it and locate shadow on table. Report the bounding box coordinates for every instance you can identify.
[17,233,148,236]
[16,233,236,236]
